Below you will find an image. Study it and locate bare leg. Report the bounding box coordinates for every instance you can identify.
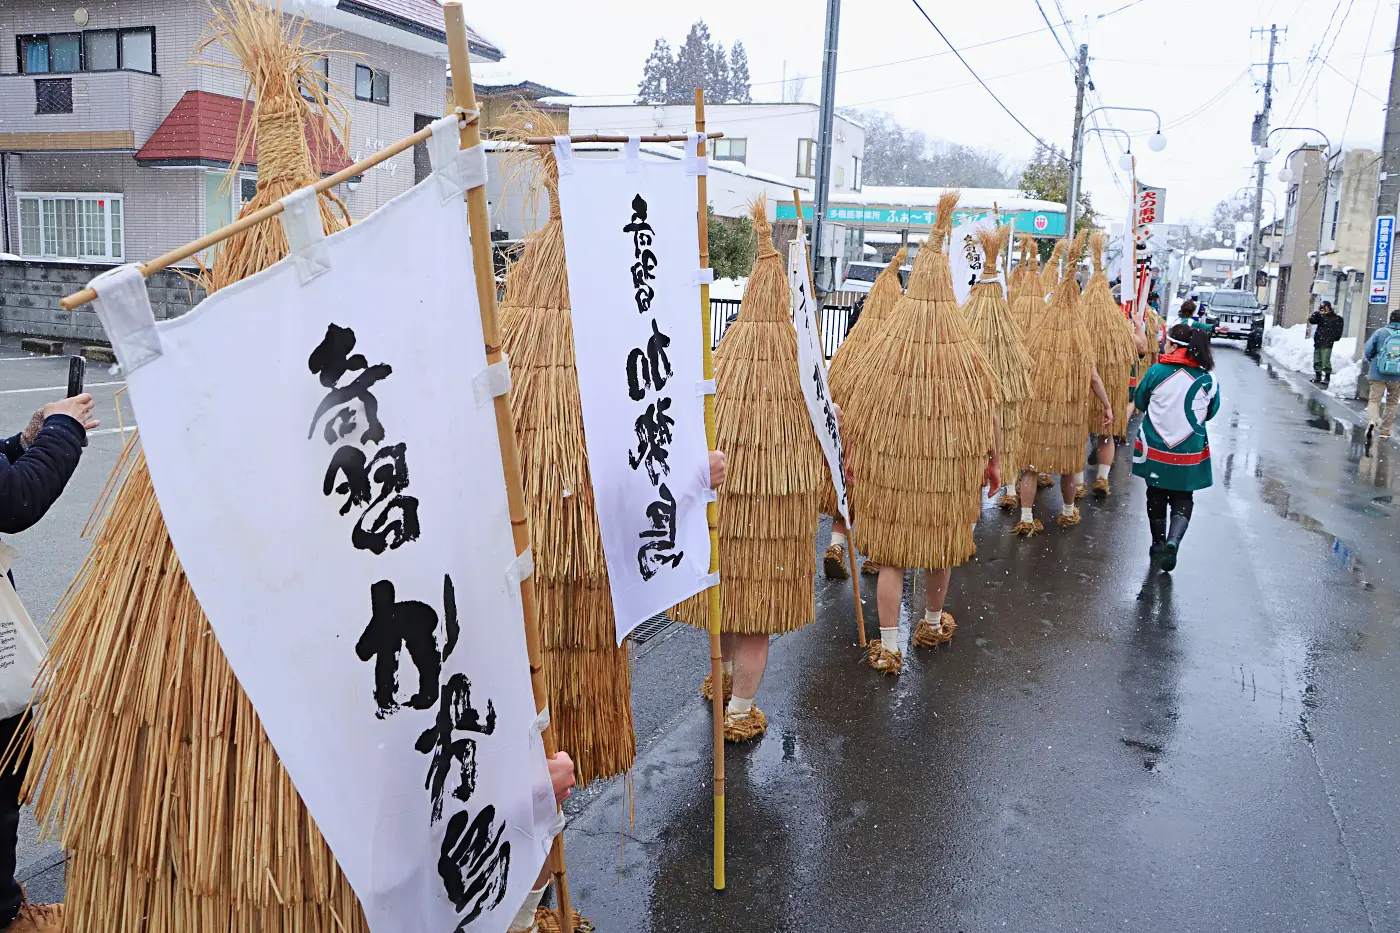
[731,633,770,700]
[1059,473,1081,526]
[1097,436,1114,464]
[877,565,904,629]
[925,567,951,615]
[832,516,849,538]
[720,631,736,664]
[1018,470,1038,508]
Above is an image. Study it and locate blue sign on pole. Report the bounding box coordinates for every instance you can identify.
[1370,215,1394,305]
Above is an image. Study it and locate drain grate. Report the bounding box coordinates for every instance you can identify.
[631,613,674,645]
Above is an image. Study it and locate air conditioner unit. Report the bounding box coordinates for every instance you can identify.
[819,222,845,259]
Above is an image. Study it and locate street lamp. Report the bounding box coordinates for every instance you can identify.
[1066,105,1166,236]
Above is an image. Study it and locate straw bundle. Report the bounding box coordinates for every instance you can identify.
[1039,238,1067,295]
[820,247,906,517]
[843,191,999,570]
[1009,233,1046,335]
[499,150,634,788]
[1021,231,1097,476]
[23,4,368,930]
[963,225,1034,479]
[1081,233,1137,437]
[1143,307,1163,366]
[674,201,824,634]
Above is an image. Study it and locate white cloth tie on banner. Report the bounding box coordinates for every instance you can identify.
[88,263,161,374]
[96,175,554,933]
[505,547,534,588]
[556,143,713,644]
[789,238,850,524]
[692,268,714,286]
[685,132,708,176]
[426,116,486,201]
[624,136,641,173]
[472,355,512,408]
[552,136,575,175]
[694,378,716,396]
[279,186,332,284]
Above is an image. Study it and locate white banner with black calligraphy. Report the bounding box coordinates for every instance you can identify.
[88,176,556,933]
[552,137,713,644]
[789,239,849,525]
[950,216,1006,304]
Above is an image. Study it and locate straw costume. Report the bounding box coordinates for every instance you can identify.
[499,150,636,787]
[844,191,999,672]
[1009,233,1046,336]
[1015,231,1111,535]
[963,225,1034,516]
[821,247,907,581]
[1080,232,1139,496]
[674,202,825,741]
[20,5,374,930]
[1040,238,1067,296]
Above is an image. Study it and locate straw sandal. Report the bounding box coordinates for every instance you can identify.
[860,559,881,576]
[699,671,733,705]
[999,490,1020,510]
[1075,481,1087,500]
[865,641,903,674]
[1058,507,1081,528]
[1013,519,1044,536]
[533,906,596,933]
[823,541,850,579]
[1092,477,1111,497]
[911,611,956,648]
[1036,473,1054,488]
[2,902,63,933]
[724,703,768,743]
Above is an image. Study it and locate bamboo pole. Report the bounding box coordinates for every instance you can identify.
[791,189,865,647]
[695,88,725,893]
[445,5,573,931]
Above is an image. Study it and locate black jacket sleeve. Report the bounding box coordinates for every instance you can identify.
[0,414,85,534]
[1308,311,1322,326]
[0,433,23,465]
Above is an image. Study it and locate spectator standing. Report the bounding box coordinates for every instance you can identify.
[1307,300,1344,387]
[1362,309,1400,441]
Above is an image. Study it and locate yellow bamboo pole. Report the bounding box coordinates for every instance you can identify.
[792,189,866,646]
[695,87,725,893]
[445,5,573,930]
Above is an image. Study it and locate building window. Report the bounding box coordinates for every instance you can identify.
[713,137,747,164]
[17,28,155,74]
[852,156,861,192]
[16,193,123,261]
[35,78,73,114]
[797,138,816,178]
[355,64,389,105]
[302,56,329,101]
[834,165,846,187]
[204,170,258,236]
[1329,199,1340,243]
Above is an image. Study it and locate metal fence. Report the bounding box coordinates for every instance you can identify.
[710,298,857,359]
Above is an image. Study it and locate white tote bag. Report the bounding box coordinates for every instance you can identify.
[0,543,46,721]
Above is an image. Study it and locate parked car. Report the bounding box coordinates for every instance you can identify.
[1201,289,1263,341]
[840,260,912,294]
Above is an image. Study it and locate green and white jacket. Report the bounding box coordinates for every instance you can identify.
[1131,348,1220,491]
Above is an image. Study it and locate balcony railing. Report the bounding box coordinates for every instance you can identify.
[0,70,164,151]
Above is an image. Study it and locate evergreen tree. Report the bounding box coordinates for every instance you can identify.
[636,38,675,104]
[1019,142,1096,238]
[708,39,732,103]
[729,42,752,103]
[708,205,756,280]
[674,21,715,103]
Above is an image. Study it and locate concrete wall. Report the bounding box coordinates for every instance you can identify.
[1277,147,1329,328]
[0,259,203,343]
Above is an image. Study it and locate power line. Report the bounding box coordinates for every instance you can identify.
[1160,69,1253,130]
[1339,0,1383,147]
[907,0,1067,158]
[1323,57,1386,105]
[1033,0,1076,65]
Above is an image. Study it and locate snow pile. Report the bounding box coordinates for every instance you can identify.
[1263,323,1361,397]
[710,277,748,300]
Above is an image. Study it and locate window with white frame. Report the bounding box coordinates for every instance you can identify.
[204,169,258,236]
[797,138,816,178]
[713,137,746,164]
[16,193,123,260]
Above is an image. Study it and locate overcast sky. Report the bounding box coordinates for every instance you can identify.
[468,0,1395,227]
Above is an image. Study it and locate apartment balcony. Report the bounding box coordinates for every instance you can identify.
[0,70,164,153]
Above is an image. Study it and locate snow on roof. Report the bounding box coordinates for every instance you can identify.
[1194,247,1241,261]
[830,185,1064,214]
[482,139,809,190]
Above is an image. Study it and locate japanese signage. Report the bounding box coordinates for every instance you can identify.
[95,177,557,932]
[1136,183,1166,228]
[776,204,1064,237]
[1371,215,1394,305]
[554,140,714,644]
[948,216,1009,304]
[789,239,849,524]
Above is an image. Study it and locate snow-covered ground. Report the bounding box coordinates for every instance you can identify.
[711,277,747,300]
[1262,323,1361,398]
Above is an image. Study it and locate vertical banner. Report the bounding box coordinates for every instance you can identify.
[553,139,714,644]
[90,177,557,933]
[949,216,1005,303]
[1370,215,1395,305]
[789,238,850,525]
[1121,204,1138,310]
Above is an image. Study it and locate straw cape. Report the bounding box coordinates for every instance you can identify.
[674,202,825,635]
[1021,231,1098,476]
[1143,307,1164,367]
[22,4,370,930]
[820,246,906,517]
[1081,232,1138,438]
[844,191,999,570]
[963,225,1034,480]
[499,150,635,788]
[1039,238,1067,296]
[1009,233,1046,335]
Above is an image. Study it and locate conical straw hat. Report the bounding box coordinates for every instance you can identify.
[1021,230,1096,475]
[1081,232,1138,437]
[963,224,1035,479]
[845,191,999,570]
[1039,237,1067,295]
[499,150,635,788]
[1009,232,1046,335]
[674,200,825,634]
[25,3,371,928]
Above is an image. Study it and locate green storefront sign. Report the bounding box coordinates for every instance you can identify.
[775,204,1065,237]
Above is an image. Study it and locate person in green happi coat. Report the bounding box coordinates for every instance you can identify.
[1132,322,1220,572]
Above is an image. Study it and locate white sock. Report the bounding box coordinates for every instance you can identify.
[1096,463,1111,480]
[1020,507,1034,523]
[722,660,733,677]
[727,695,753,715]
[508,886,549,933]
[879,626,899,653]
[924,608,943,624]
[830,531,847,549]
[1062,504,1076,518]
[1074,471,1085,484]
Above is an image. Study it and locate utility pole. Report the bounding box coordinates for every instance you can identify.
[811,0,841,295]
[1064,44,1090,239]
[1249,23,1279,311]
[1363,5,1400,365]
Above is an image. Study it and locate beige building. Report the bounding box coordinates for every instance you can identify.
[1315,148,1382,341]
[1275,145,1329,328]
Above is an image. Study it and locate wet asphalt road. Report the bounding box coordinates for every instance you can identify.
[559,342,1400,933]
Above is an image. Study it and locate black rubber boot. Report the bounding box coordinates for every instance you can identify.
[1149,517,1167,557]
[1323,374,1331,388]
[1160,514,1190,572]
[1312,371,1322,384]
